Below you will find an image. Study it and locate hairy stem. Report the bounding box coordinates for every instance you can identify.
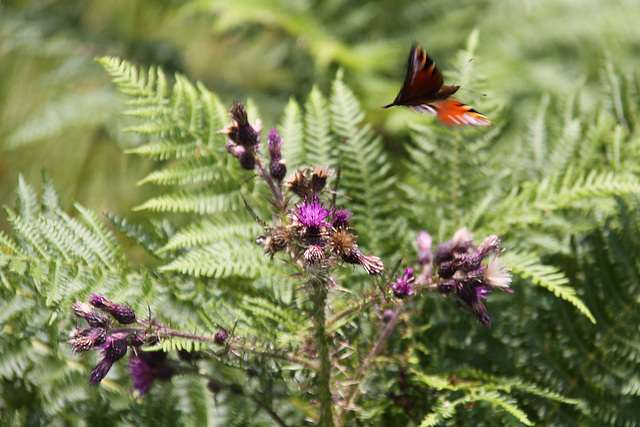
[312,276,334,426]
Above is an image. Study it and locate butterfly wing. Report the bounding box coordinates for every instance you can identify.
[384,45,444,107]
[410,99,491,127]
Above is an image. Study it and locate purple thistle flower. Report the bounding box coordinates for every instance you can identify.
[89,336,128,386]
[392,267,415,298]
[294,197,333,229]
[331,208,355,229]
[128,358,156,395]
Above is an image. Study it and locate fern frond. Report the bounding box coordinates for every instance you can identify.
[502,251,596,323]
[279,98,305,168]
[159,240,269,278]
[133,186,244,214]
[160,215,262,253]
[330,75,397,252]
[303,86,336,167]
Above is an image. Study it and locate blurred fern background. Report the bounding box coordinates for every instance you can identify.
[2,0,640,425]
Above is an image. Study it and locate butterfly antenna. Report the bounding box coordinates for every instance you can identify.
[454,58,488,97]
[453,58,473,86]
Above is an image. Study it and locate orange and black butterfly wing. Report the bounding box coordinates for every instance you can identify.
[384,45,443,107]
[413,99,491,127]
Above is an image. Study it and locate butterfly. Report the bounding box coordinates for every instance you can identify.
[383,45,491,127]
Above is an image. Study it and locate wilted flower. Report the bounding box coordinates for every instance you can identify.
[310,166,330,193]
[287,168,312,198]
[219,102,262,148]
[69,327,107,353]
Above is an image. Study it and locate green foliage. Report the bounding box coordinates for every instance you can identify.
[2,27,640,427]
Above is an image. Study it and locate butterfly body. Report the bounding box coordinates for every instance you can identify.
[384,45,491,127]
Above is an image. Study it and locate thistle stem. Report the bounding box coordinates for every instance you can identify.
[312,276,334,426]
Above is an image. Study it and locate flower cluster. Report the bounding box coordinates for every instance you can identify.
[257,189,383,275]
[390,228,512,327]
[69,295,142,385]
[219,102,263,170]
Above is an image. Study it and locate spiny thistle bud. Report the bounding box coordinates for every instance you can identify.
[304,245,325,264]
[218,102,261,148]
[392,267,415,298]
[88,294,136,324]
[287,168,312,198]
[267,128,287,180]
[214,330,229,344]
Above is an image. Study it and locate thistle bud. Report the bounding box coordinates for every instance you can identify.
[267,128,287,181]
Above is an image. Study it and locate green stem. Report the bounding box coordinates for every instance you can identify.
[312,276,334,426]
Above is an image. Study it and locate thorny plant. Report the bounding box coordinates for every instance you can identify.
[69,102,512,426]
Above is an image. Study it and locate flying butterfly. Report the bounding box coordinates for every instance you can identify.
[383,45,491,127]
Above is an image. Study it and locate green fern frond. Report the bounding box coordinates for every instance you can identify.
[502,251,596,323]
[133,187,245,214]
[160,215,262,253]
[137,158,232,186]
[159,240,269,278]
[105,212,172,259]
[329,75,397,252]
[303,86,336,167]
[279,98,305,168]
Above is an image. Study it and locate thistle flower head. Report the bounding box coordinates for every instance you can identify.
[72,301,110,328]
[267,127,287,180]
[434,227,474,265]
[392,267,415,298]
[128,358,155,395]
[89,337,128,386]
[331,208,355,229]
[226,141,256,170]
[294,196,333,229]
